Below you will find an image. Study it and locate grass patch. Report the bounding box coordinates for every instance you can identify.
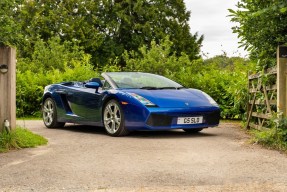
[220,119,241,123]
[250,127,287,153]
[0,127,48,153]
[249,118,287,153]
[17,117,42,120]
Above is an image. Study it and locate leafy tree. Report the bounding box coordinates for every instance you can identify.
[16,0,202,65]
[99,0,203,63]
[0,0,23,46]
[229,0,287,69]
[16,0,103,58]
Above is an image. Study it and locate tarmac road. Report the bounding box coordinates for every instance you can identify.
[1,120,287,191]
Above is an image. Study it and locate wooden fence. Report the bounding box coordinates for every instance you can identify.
[246,67,277,130]
[246,46,287,130]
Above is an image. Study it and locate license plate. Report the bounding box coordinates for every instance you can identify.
[177,116,203,125]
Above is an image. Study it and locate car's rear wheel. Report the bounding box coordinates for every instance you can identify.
[42,98,65,128]
[103,99,129,136]
[183,128,203,133]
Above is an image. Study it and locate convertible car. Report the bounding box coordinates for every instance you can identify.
[42,72,220,136]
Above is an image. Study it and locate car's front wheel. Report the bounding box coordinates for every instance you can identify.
[103,99,129,136]
[42,97,65,128]
[183,128,203,133]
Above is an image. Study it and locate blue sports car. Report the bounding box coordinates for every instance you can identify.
[42,72,220,136]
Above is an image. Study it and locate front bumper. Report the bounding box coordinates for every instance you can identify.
[123,104,220,131]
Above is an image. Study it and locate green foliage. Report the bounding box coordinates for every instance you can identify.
[99,0,203,62]
[0,130,20,152]
[0,127,48,153]
[11,0,202,65]
[251,117,287,152]
[17,36,88,72]
[229,0,287,69]
[124,37,191,76]
[16,0,103,58]
[17,37,97,117]
[0,0,23,46]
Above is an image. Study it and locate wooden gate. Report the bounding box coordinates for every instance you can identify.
[246,67,277,129]
[246,46,287,130]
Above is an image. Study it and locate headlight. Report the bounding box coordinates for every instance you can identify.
[201,91,218,106]
[129,93,156,107]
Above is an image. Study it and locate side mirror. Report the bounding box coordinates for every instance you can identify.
[85,82,100,91]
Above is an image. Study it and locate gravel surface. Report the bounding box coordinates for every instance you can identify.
[1,120,287,191]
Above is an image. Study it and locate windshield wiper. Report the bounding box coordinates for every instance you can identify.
[158,87,177,90]
[140,86,159,90]
[159,86,186,90]
[140,86,186,90]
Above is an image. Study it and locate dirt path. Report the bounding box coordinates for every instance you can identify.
[1,120,287,191]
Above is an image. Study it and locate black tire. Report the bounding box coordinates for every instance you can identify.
[42,97,65,128]
[103,99,129,136]
[183,128,203,133]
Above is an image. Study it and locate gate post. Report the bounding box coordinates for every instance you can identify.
[277,46,287,117]
[0,46,16,131]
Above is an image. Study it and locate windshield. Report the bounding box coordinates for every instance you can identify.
[104,72,183,89]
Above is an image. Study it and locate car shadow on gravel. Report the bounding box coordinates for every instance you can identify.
[58,124,217,138]
[129,130,217,139]
[59,124,107,135]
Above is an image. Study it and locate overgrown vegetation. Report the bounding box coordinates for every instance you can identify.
[250,117,287,152]
[17,37,97,117]
[0,127,48,153]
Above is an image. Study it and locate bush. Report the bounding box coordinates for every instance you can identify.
[17,37,97,117]
[251,120,287,152]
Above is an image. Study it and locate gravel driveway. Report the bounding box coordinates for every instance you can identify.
[1,120,287,191]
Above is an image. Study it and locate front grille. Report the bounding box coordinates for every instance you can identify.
[146,110,220,127]
[146,114,173,127]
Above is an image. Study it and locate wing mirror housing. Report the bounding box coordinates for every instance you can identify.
[85,82,100,92]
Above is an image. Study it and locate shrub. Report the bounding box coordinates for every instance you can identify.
[251,118,287,152]
[16,37,97,117]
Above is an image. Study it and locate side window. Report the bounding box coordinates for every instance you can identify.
[102,80,112,90]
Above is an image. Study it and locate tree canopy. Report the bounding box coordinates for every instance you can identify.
[229,0,287,69]
[0,0,22,46]
[2,0,203,66]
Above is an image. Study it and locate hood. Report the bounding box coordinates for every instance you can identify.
[123,88,217,108]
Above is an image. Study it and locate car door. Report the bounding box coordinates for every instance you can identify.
[66,87,103,122]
